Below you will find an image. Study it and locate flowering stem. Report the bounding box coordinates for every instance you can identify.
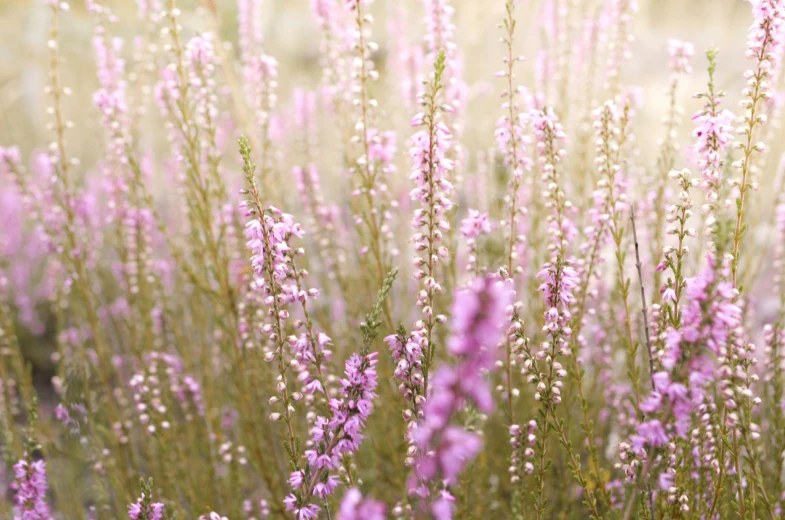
[502,0,523,280]
[502,0,522,425]
[597,102,643,415]
[414,51,449,399]
[240,137,298,471]
[731,16,776,289]
[350,0,392,327]
[289,259,329,394]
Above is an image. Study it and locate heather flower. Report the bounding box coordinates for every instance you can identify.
[125,478,165,520]
[243,196,330,433]
[520,259,578,405]
[532,107,573,254]
[128,351,204,435]
[385,328,425,465]
[285,352,379,516]
[422,0,466,119]
[460,209,492,276]
[658,168,699,324]
[622,256,743,498]
[730,0,785,285]
[412,276,511,518]
[128,502,163,520]
[337,488,385,520]
[343,0,398,288]
[5,1,785,518]
[54,403,70,424]
[692,47,735,245]
[406,55,454,459]
[11,458,52,520]
[459,209,491,239]
[497,0,533,285]
[667,39,694,75]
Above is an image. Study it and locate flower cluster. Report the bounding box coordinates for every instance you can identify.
[245,207,328,392]
[198,513,228,520]
[527,260,578,403]
[284,352,379,518]
[407,54,455,454]
[692,48,734,227]
[128,351,204,436]
[384,328,425,466]
[409,121,455,283]
[656,168,699,323]
[731,0,785,284]
[508,420,536,484]
[459,209,492,275]
[12,458,52,520]
[337,488,386,520]
[412,276,511,519]
[624,256,742,492]
[667,39,694,76]
[532,107,572,254]
[422,0,466,118]
[345,0,398,277]
[128,502,164,520]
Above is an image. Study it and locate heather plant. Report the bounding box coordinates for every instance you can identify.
[4,0,785,519]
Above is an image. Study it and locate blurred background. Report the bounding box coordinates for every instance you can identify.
[0,0,757,167]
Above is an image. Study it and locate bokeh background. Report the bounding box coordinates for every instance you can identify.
[0,0,759,167]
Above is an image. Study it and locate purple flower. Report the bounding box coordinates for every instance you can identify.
[431,491,457,520]
[412,276,511,518]
[337,488,385,520]
[459,209,492,239]
[12,458,52,520]
[54,404,71,425]
[448,276,510,359]
[667,39,694,75]
[127,499,163,520]
[633,419,668,449]
[289,470,305,488]
[285,353,379,515]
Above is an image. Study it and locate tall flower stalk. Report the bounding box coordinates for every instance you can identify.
[412,276,510,520]
[409,51,454,399]
[240,137,301,472]
[285,353,379,519]
[693,48,734,252]
[496,0,532,425]
[345,0,396,313]
[731,0,785,288]
[650,39,693,306]
[595,100,647,415]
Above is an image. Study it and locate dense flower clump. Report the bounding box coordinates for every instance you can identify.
[3,0,785,519]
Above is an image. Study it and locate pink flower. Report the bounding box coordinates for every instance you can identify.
[459,209,492,239]
[127,496,163,520]
[12,459,52,520]
[413,277,511,517]
[285,353,379,515]
[337,489,385,520]
[667,39,694,74]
